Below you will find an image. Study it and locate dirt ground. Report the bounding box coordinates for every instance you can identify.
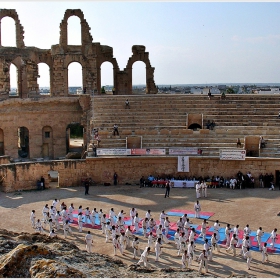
[0,184,279,278]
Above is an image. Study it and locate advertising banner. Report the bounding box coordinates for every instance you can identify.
[96,149,131,156]
[169,148,199,155]
[219,149,246,160]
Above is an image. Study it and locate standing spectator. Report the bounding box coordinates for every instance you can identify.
[125,99,130,109]
[40,176,45,190]
[164,181,170,198]
[259,173,264,188]
[264,173,270,188]
[84,179,90,195]
[113,172,118,185]
[112,87,115,95]
[113,124,119,136]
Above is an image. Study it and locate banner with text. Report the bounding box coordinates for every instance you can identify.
[169,148,199,155]
[177,156,190,172]
[130,148,166,155]
[97,149,131,156]
[219,149,246,160]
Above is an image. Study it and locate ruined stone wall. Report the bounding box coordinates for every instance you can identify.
[0,96,90,159]
[0,9,157,97]
[1,157,279,192]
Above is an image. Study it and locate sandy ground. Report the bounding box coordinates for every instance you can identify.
[0,184,279,278]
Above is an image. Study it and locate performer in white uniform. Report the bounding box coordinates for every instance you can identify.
[204,238,213,261]
[233,225,241,247]
[199,219,208,240]
[177,218,184,233]
[78,212,83,232]
[181,250,189,269]
[133,213,140,232]
[198,249,208,274]
[155,237,163,261]
[211,232,220,253]
[130,208,137,226]
[113,235,123,255]
[101,214,107,234]
[244,247,252,270]
[178,232,188,256]
[85,231,93,253]
[68,203,74,222]
[261,242,269,263]
[195,182,201,199]
[30,210,36,228]
[270,228,277,249]
[125,226,133,248]
[132,236,140,259]
[159,210,167,227]
[187,240,195,268]
[184,218,192,240]
[256,227,264,250]
[194,200,201,219]
[226,233,238,256]
[225,224,232,246]
[137,247,150,268]
[174,228,180,250]
[213,220,220,241]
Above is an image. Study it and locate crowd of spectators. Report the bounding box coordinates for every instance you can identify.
[139,171,275,189]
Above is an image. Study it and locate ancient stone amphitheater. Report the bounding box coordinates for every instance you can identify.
[0,8,280,193]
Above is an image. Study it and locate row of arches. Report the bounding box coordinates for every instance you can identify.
[0,124,84,159]
[9,60,146,95]
[1,15,83,47]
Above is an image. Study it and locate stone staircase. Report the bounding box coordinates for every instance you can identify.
[91,94,280,157]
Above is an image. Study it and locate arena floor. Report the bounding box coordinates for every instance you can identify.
[0,184,279,278]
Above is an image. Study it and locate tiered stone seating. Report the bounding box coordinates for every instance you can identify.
[92,94,280,157]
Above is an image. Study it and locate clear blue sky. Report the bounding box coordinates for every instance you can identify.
[1,1,280,87]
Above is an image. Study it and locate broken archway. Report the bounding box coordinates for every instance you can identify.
[18,126,29,158]
[66,123,84,157]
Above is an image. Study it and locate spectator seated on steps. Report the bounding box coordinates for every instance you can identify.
[260,136,266,148]
[113,124,119,136]
[237,138,242,148]
[220,92,226,100]
[125,99,130,109]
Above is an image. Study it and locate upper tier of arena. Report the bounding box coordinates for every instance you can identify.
[91,94,280,158]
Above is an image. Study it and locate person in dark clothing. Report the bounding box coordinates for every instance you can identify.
[85,179,90,195]
[40,176,45,190]
[165,181,170,198]
[113,172,118,185]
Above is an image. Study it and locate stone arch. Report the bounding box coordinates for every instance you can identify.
[37,62,51,95]
[18,126,29,158]
[66,59,84,94]
[0,56,28,98]
[0,9,25,48]
[59,9,93,50]
[188,123,202,130]
[97,53,119,95]
[124,45,157,94]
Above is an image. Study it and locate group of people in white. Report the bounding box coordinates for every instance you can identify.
[29,199,278,273]
[195,181,208,199]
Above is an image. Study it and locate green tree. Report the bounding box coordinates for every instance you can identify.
[226,88,235,94]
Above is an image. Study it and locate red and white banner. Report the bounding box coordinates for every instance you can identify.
[130,148,166,155]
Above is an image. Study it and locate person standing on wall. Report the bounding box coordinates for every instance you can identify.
[113,172,118,186]
[165,180,170,198]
